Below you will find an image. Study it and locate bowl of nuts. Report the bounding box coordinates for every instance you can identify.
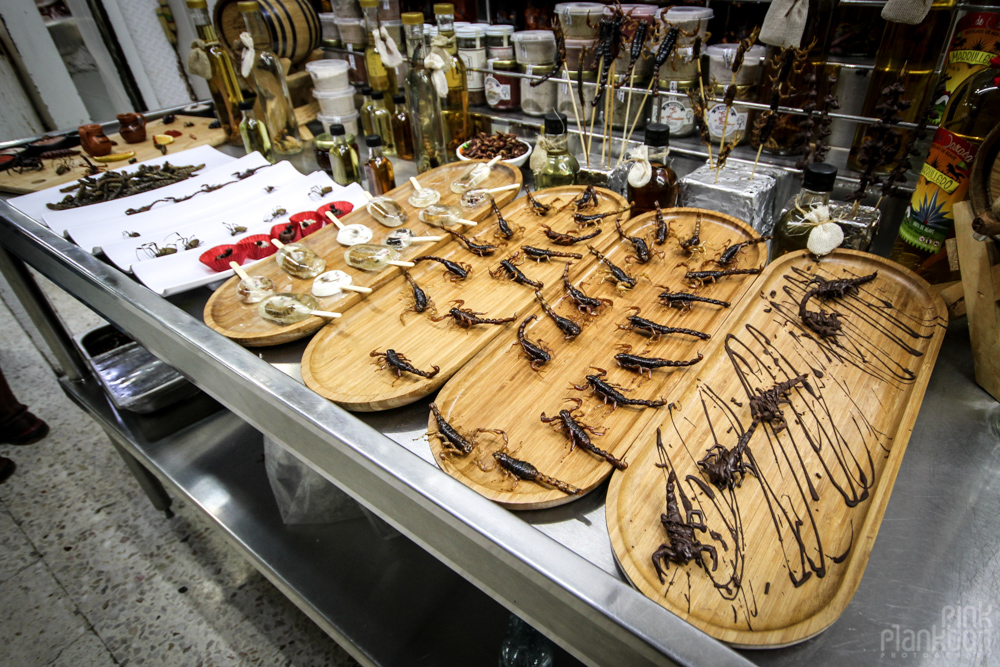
[457,131,532,168]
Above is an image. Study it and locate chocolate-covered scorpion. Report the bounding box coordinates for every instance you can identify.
[615,216,662,264]
[562,263,612,316]
[534,291,583,340]
[491,450,583,496]
[657,289,730,311]
[697,420,760,491]
[749,373,808,433]
[541,224,602,246]
[522,245,583,262]
[448,229,501,256]
[489,253,545,289]
[512,315,552,371]
[572,367,669,411]
[415,255,472,281]
[797,272,877,338]
[540,398,627,470]
[429,300,516,328]
[619,307,711,341]
[370,349,440,379]
[614,345,704,377]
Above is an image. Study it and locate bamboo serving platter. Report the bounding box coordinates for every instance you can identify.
[203,160,522,347]
[428,208,765,509]
[300,186,630,410]
[606,250,948,648]
[0,116,227,195]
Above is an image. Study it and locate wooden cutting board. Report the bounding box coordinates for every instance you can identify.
[0,116,228,195]
[203,160,522,347]
[300,186,630,411]
[606,250,948,647]
[428,208,765,509]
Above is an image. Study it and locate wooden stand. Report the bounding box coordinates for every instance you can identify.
[954,200,1000,401]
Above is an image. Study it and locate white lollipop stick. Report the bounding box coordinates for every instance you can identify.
[324,211,346,229]
[410,235,443,243]
[363,191,374,201]
[386,259,416,267]
[229,261,251,281]
[485,155,502,168]
[409,176,423,191]
[340,284,373,293]
[455,219,478,227]
[308,310,342,318]
[486,183,520,194]
[271,239,286,249]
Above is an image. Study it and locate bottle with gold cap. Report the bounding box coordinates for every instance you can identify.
[401,12,445,172]
[432,3,470,159]
[237,1,302,155]
[360,0,398,114]
[185,0,244,145]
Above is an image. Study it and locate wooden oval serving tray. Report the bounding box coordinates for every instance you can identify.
[300,186,629,410]
[606,250,948,648]
[429,208,764,509]
[203,160,521,347]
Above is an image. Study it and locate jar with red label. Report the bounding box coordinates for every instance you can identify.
[485,59,520,111]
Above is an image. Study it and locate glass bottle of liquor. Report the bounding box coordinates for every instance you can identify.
[328,124,362,186]
[237,97,273,161]
[401,12,445,172]
[889,62,1000,283]
[534,111,579,189]
[369,91,395,156]
[238,1,302,155]
[364,134,396,195]
[359,85,376,137]
[360,0,398,114]
[628,123,678,213]
[433,3,470,159]
[391,93,415,160]
[771,163,837,259]
[185,0,244,145]
[847,0,957,172]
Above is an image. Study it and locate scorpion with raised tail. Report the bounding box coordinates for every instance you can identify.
[697,421,760,491]
[653,202,670,245]
[652,429,718,582]
[572,367,669,411]
[491,450,583,496]
[415,255,472,281]
[540,398,626,470]
[749,374,809,432]
[525,185,552,216]
[370,349,440,380]
[615,216,662,264]
[400,270,434,324]
[489,252,544,289]
[797,272,877,338]
[492,198,523,240]
[618,307,710,341]
[429,403,506,458]
[614,345,704,378]
[541,224,602,246]
[562,263,612,316]
[429,300,517,328]
[679,215,706,256]
[448,229,501,256]
[511,315,551,371]
[588,245,640,291]
[534,291,583,340]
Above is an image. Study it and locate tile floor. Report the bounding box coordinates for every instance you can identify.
[0,273,360,667]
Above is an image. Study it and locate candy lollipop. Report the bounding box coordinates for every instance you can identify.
[451,155,501,194]
[364,191,408,227]
[325,210,373,246]
[312,269,374,297]
[460,182,520,209]
[418,204,477,229]
[384,228,443,249]
[271,239,326,279]
[229,261,274,304]
[258,293,341,325]
[407,176,440,208]
[344,244,416,271]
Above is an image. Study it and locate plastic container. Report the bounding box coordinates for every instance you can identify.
[652,79,697,138]
[554,3,605,39]
[338,17,368,45]
[378,0,400,21]
[613,44,654,81]
[333,0,361,18]
[610,74,651,130]
[706,44,765,87]
[306,59,351,92]
[313,87,358,115]
[512,30,557,66]
[486,24,514,59]
[565,38,597,71]
[659,6,714,45]
[318,111,361,140]
[520,64,558,116]
[616,5,658,38]
[341,45,368,84]
[658,44,698,82]
[486,59,520,110]
[319,12,341,43]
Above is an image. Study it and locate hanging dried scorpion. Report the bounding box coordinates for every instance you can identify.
[491,450,583,496]
[525,185,552,217]
[511,315,552,371]
[414,255,472,281]
[522,246,583,262]
[614,345,704,378]
[534,291,583,340]
[541,224,602,246]
[618,306,710,341]
[540,398,627,470]
[657,289,730,311]
[370,349,440,380]
[489,252,544,289]
[715,235,772,266]
[615,216,662,264]
[798,271,877,338]
[448,229,501,256]
[652,430,718,582]
[572,367,669,411]
[429,403,506,458]
[683,267,761,288]
[400,270,434,324]
[429,300,517,328]
[531,18,566,88]
[616,16,650,89]
[492,198,523,240]
[588,246,641,291]
[562,263,612,316]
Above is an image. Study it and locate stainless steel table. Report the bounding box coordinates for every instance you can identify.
[1,192,997,667]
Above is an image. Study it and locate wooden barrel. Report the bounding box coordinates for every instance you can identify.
[970,125,1000,236]
[215,0,321,65]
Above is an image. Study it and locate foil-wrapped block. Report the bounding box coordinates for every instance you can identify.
[678,163,794,236]
[830,202,881,252]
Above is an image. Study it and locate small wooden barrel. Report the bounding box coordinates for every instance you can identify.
[970,125,1000,236]
[215,0,321,65]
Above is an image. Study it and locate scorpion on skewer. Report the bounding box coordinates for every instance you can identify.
[618,306,710,341]
[540,398,627,470]
[489,252,545,289]
[400,270,434,324]
[572,367,669,411]
[370,349,440,380]
[429,300,517,328]
[414,255,472,281]
[657,289,730,311]
[511,315,552,371]
[613,344,703,378]
[429,403,506,458]
[615,215,662,264]
[562,263,612,316]
[534,291,583,340]
[530,17,566,88]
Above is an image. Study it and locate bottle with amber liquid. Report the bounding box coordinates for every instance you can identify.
[433,3,470,159]
[185,0,244,145]
[364,134,395,195]
[360,0,397,114]
[359,85,376,137]
[391,94,415,160]
[628,123,678,214]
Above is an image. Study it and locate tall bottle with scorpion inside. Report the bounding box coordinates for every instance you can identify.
[238,1,302,155]
[360,0,398,114]
[185,0,244,145]
[534,111,579,189]
[402,12,445,172]
[433,3,470,159]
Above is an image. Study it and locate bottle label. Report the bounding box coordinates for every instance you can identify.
[706,104,746,140]
[659,99,694,135]
[897,127,978,254]
[940,12,1000,106]
[486,75,510,105]
[459,49,486,91]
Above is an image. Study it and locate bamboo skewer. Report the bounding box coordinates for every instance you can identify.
[620,67,636,167]
[563,64,589,167]
[617,79,656,168]
[587,54,604,168]
[602,61,616,168]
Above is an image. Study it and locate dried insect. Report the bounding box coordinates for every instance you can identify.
[683,266,761,288]
[679,215,707,256]
[122,230,141,239]
[492,198,523,240]
[511,315,552,371]
[615,216,662,264]
[263,185,276,194]
[653,202,670,246]
[38,148,81,160]
[797,272,877,338]
[588,246,640,291]
[657,289,730,311]
[716,235,772,266]
[491,450,583,496]
[310,185,333,200]
[530,17,566,87]
[562,263,612,316]
[574,203,631,226]
[614,344,703,378]
[136,241,177,260]
[618,306,710,341]
[429,300,516,328]
[168,232,201,250]
[264,206,287,222]
[522,246,583,262]
[448,229,501,256]
[525,185,552,216]
[414,255,472,281]
[562,185,599,211]
[540,398,626,470]
[749,374,808,432]
[489,253,544,289]
[400,270,434,324]
[223,221,248,236]
[370,349,440,380]
[429,403,506,458]
[572,367,669,411]
[534,291,582,340]
[541,224,603,246]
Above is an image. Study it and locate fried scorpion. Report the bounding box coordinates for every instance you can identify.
[540,398,626,470]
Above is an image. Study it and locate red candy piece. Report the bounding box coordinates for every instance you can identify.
[291,210,325,237]
[237,234,277,260]
[199,244,247,272]
[270,221,301,244]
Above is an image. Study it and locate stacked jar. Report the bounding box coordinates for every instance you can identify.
[457,26,487,106]
[555,3,601,123]
[307,60,362,141]
[652,6,713,138]
[485,25,518,111]
[512,30,557,116]
[318,12,341,49]
[333,0,369,86]
[704,43,766,146]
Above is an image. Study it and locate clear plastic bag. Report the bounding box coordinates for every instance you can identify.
[263,435,364,525]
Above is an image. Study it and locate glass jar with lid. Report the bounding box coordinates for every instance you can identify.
[520,64,557,116]
[457,27,487,106]
[486,59,520,110]
[652,79,697,138]
[485,24,514,60]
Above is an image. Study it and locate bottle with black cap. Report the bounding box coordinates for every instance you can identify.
[363,134,396,195]
[772,162,839,259]
[534,111,579,189]
[628,123,678,214]
[359,85,377,137]
[237,96,273,162]
[327,124,361,187]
